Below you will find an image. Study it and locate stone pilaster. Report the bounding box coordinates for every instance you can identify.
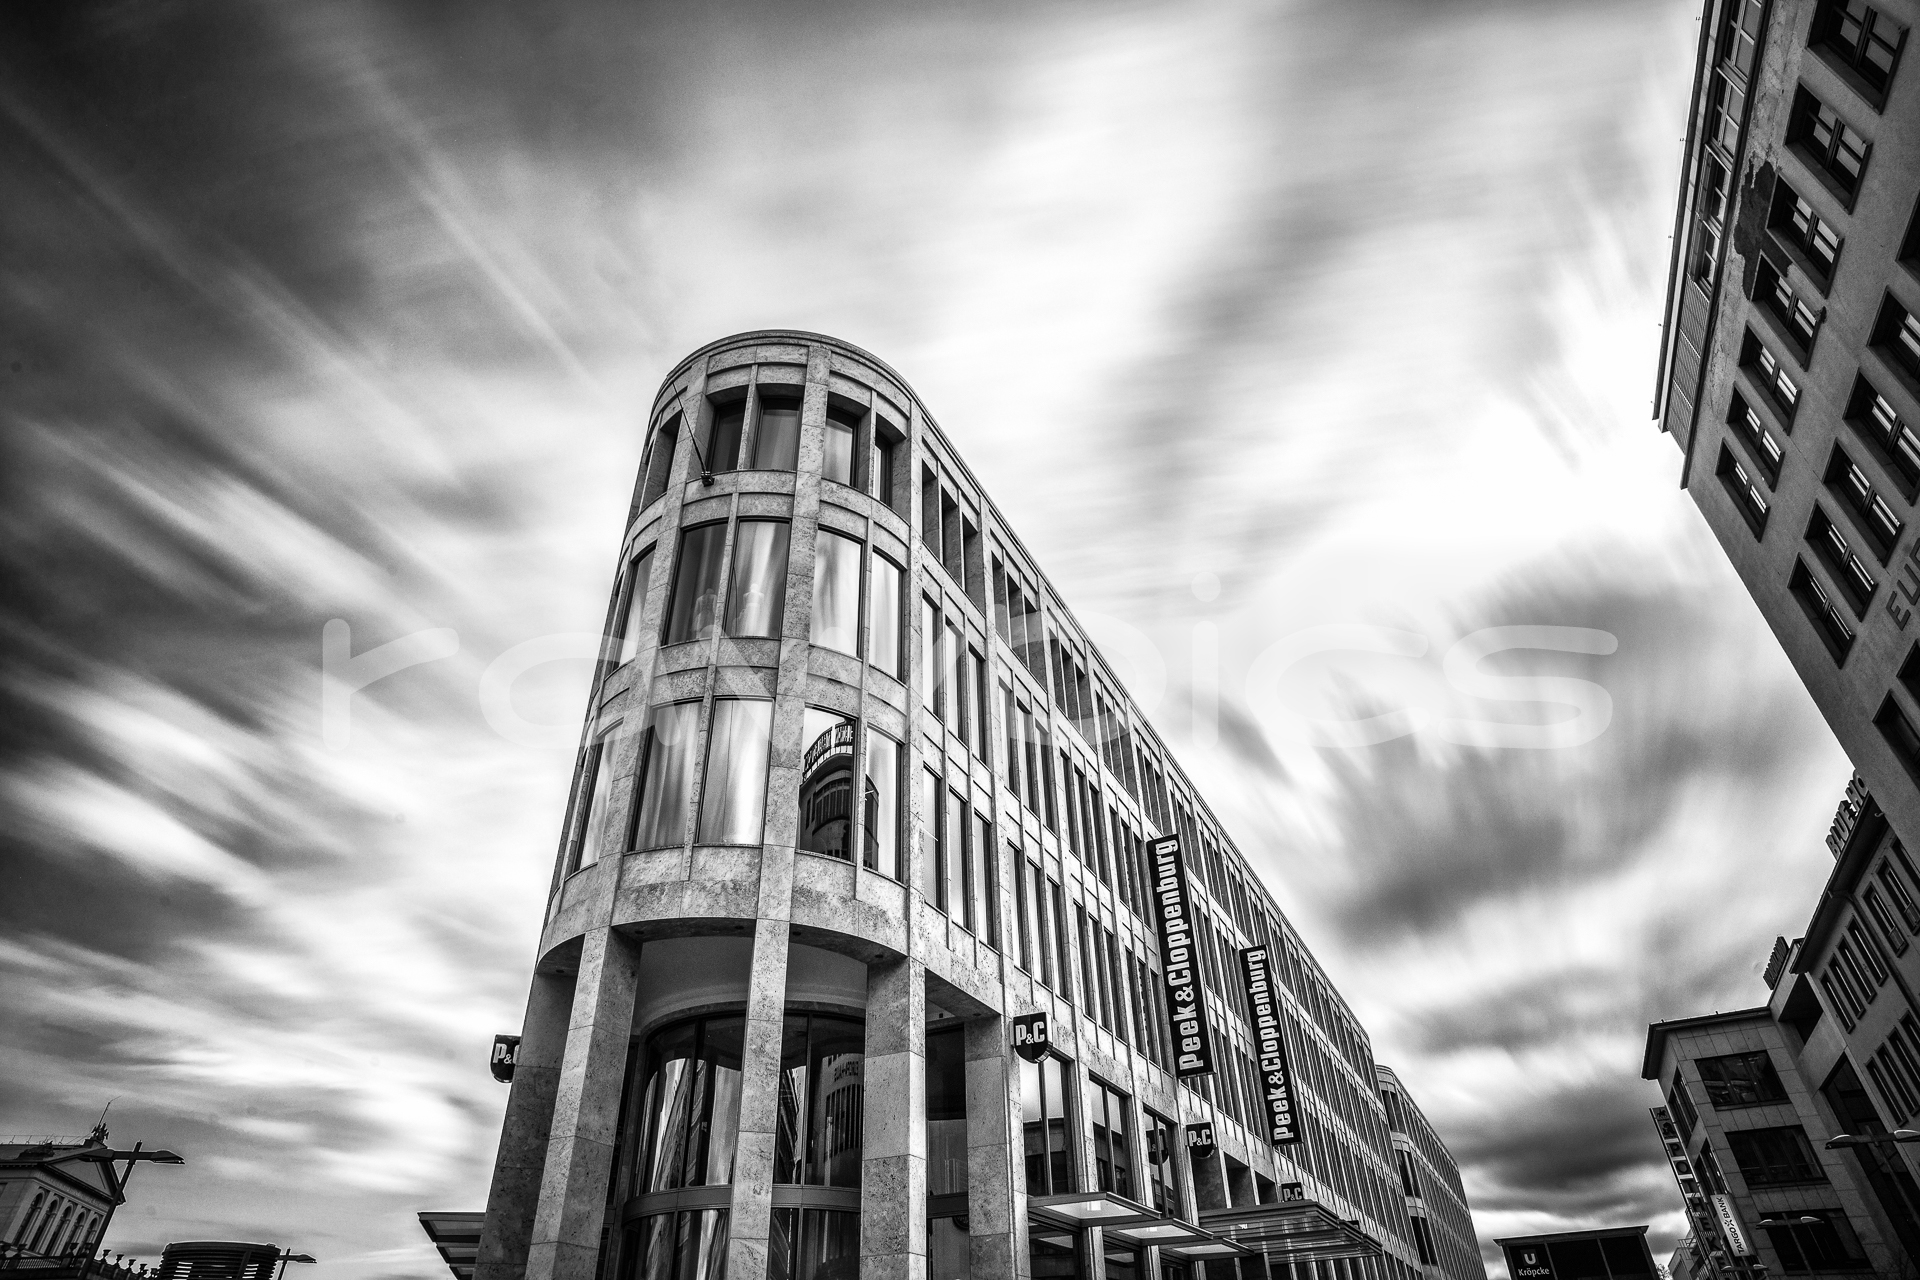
[476,969,575,1280]
[862,955,928,1280]
[524,928,641,1280]
[964,1014,1027,1279]
[726,914,793,1278]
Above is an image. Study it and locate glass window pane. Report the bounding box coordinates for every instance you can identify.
[874,431,897,509]
[921,598,940,714]
[948,788,969,930]
[617,547,654,665]
[635,703,700,850]
[574,739,614,870]
[863,731,901,879]
[665,524,728,645]
[697,1017,745,1186]
[796,1210,858,1279]
[927,1026,969,1196]
[676,1209,729,1280]
[774,1014,810,1185]
[943,623,964,740]
[805,1017,865,1187]
[824,420,855,486]
[811,530,863,656]
[641,417,680,508]
[868,554,903,679]
[698,700,772,845]
[724,520,789,638]
[799,708,856,860]
[921,769,943,907]
[752,396,801,471]
[635,1213,677,1280]
[705,401,744,473]
[640,1021,699,1192]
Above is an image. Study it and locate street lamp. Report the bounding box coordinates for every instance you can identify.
[273,1250,318,1280]
[1823,1130,1920,1148]
[73,1144,187,1280]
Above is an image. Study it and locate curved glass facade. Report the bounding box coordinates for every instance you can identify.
[632,1015,745,1192]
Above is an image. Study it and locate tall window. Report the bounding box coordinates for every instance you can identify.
[943,621,965,742]
[1874,294,1920,386]
[697,700,772,845]
[921,599,942,716]
[703,397,746,474]
[616,547,655,665]
[630,1013,747,1191]
[768,1210,856,1280]
[750,392,802,471]
[798,708,856,861]
[1771,181,1843,282]
[811,531,863,657]
[1756,259,1819,354]
[863,731,901,879]
[1762,1209,1870,1273]
[633,702,700,849]
[624,1211,727,1280]
[772,1012,865,1186]
[664,523,728,645]
[927,1025,968,1196]
[869,554,903,679]
[1090,1081,1134,1197]
[947,786,970,928]
[1145,1112,1181,1215]
[1743,329,1801,417]
[569,732,616,871]
[921,770,943,907]
[873,417,902,512]
[723,520,789,638]
[639,414,680,508]
[1021,1054,1075,1196]
[1807,506,1878,613]
[823,404,861,488]
[970,648,991,761]
[1015,850,1034,973]
[1878,694,1920,782]
[973,814,999,949]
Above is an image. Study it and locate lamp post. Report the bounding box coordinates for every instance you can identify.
[272,1250,318,1280]
[64,1143,187,1280]
[1824,1130,1920,1148]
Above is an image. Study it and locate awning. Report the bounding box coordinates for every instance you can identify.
[1200,1200,1383,1265]
[417,1211,484,1280]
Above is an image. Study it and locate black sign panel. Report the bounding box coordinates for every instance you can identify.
[1504,1245,1556,1280]
[1011,1011,1051,1063]
[1149,835,1216,1077]
[1280,1181,1305,1203]
[1185,1122,1217,1162]
[491,1034,521,1083]
[1238,945,1301,1146]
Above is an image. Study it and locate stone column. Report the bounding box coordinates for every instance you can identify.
[477,969,575,1280]
[862,955,927,1280]
[964,1015,1027,1280]
[726,915,793,1278]
[1191,1149,1230,1211]
[524,928,641,1280]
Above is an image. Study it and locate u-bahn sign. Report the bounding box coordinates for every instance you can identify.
[1011,1011,1051,1063]
[1238,945,1301,1146]
[490,1034,521,1083]
[1148,835,1216,1077]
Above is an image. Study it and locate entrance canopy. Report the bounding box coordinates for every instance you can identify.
[1200,1200,1384,1265]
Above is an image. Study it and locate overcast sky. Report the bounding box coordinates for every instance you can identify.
[0,1,1856,1277]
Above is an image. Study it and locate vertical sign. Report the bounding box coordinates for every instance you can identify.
[1149,835,1216,1077]
[1238,945,1301,1145]
[1713,1194,1755,1257]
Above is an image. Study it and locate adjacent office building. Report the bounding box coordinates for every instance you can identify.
[468,331,1487,1280]
[1655,0,1920,842]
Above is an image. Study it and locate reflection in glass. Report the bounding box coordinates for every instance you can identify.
[973,815,997,948]
[1092,1081,1133,1197]
[628,1210,729,1280]
[874,420,899,510]
[1022,1054,1073,1196]
[632,1016,745,1191]
[1146,1111,1181,1215]
[868,554,902,679]
[664,524,728,645]
[862,732,900,880]
[823,407,859,487]
[573,737,614,870]
[927,1026,968,1196]
[724,520,789,638]
[640,415,679,509]
[772,1013,866,1187]
[705,400,745,473]
[946,788,968,930]
[811,531,862,656]
[698,700,771,845]
[752,395,801,471]
[928,1217,970,1280]
[920,598,939,714]
[634,703,699,849]
[920,769,942,907]
[617,547,655,665]
[768,1208,858,1280]
[799,708,856,860]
